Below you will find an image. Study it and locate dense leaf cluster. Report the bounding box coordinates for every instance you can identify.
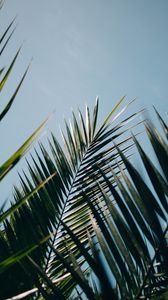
[0,8,167,300]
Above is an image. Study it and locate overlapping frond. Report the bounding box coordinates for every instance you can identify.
[1,50,167,299]
[0,15,57,299]
[55,109,168,300]
[0,97,145,299]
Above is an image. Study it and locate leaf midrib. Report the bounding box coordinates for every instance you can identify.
[44,142,91,273]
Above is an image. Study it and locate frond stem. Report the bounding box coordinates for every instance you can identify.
[44,146,90,273]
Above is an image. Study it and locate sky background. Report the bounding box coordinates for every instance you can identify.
[1,0,168,202]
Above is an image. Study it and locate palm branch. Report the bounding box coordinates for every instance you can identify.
[57,108,168,300]
[0,14,50,181]
[0,10,56,298]
[0,6,167,300]
[0,96,145,299]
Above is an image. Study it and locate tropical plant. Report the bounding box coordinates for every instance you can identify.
[0,4,55,295]
[0,94,167,300]
[0,3,167,300]
[0,12,49,181]
[0,95,138,298]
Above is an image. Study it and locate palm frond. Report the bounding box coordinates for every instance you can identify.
[0,98,144,299]
[0,15,58,299]
[1,81,167,300]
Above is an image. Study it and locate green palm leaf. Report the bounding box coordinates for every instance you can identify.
[1,94,167,300]
[1,98,143,298]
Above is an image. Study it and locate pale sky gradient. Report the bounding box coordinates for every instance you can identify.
[1,0,168,202]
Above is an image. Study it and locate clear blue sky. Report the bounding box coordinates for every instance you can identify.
[1,0,168,202]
